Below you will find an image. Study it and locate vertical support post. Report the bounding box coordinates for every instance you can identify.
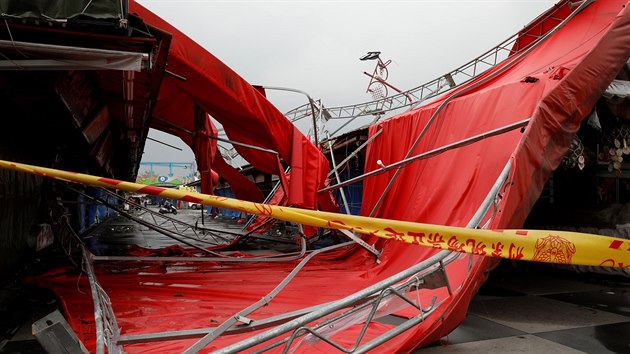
[327,136,351,214]
[309,98,319,146]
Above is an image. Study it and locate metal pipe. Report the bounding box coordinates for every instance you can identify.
[327,136,350,214]
[207,135,279,155]
[469,160,512,226]
[261,85,320,145]
[326,129,382,178]
[0,39,148,59]
[165,69,187,81]
[92,253,300,263]
[319,118,529,193]
[311,99,319,146]
[117,302,334,345]
[146,136,183,151]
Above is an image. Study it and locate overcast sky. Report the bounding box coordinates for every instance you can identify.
[138,0,558,176]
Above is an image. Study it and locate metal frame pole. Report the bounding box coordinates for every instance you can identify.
[329,108,368,137]
[326,129,382,178]
[207,135,279,156]
[260,85,321,146]
[319,118,529,193]
[241,166,290,231]
[327,135,351,214]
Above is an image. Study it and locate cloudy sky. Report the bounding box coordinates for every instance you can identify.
[138,0,558,175]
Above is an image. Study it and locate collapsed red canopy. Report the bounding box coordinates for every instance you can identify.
[41,1,630,353]
[130,1,332,210]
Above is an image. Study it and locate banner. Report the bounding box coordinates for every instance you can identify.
[1,159,628,268]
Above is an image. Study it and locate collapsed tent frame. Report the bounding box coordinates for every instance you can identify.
[38,1,605,352]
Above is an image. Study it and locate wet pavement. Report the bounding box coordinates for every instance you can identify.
[1,209,629,353]
[417,263,630,353]
[83,206,246,255]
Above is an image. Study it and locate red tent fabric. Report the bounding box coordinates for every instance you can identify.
[39,1,630,353]
[130,2,332,209]
[360,1,630,349]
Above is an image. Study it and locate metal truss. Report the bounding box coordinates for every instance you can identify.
[323,0,590,218]
[272,257,454,353]
[209,251,458,354]
[81,245,123,354]
[282,0,587,128]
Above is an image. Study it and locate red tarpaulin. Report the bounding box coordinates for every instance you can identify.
[132,2,332,210]
[39,1,630,352]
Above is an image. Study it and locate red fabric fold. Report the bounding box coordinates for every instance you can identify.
[131,2,331,209]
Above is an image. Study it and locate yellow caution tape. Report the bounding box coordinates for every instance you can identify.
[1,159,629,268]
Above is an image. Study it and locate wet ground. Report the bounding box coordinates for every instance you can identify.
[1,208,629,353]
[416,263,630,353]
[83,206,246,254]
